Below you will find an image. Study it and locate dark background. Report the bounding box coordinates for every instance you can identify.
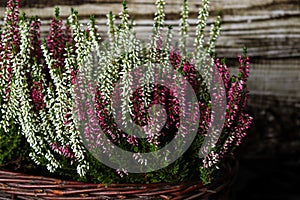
[232,95,300,200]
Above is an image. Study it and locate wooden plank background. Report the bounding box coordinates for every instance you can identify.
[0,0,299,108]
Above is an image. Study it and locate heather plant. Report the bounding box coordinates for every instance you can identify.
[0,0,90,176]
[0,0,22,169]
[0,0,252,185]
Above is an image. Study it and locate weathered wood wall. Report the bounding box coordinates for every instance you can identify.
[0,0,299,108]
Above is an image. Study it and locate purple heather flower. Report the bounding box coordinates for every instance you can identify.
[50,141,76,159]
[30,81,45,111]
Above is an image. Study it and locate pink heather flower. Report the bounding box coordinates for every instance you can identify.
[168,49,252,169]
[221,113,253,155]
[71,69,79,85]
[30,81,45,111]
[223,55,251,129]
[29,18,42,62]
[169,48,181,69]
[46,14,73,72]
[202,150,220,169]
[50,142,76,159]
[215,58,230,91]
[218,55,252,155]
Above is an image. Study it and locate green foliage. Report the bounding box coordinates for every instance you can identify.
[0,124,21,165]
[0,123,33,171]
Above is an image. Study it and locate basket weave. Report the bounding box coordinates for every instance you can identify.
[0,157,238,200]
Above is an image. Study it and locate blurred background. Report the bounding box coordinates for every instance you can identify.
[1,0,299,199]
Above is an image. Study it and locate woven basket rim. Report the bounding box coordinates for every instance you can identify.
[0,157,238,199]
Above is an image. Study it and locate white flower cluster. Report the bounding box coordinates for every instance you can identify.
[0,5,102,176]
[192,0,221,96]
[0,4,18,135]
[14,17,61,171]
[180,0,189,54]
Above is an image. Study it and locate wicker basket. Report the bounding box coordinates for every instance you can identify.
[0,157,238,200]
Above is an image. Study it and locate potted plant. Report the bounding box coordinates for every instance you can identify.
[0,0,252,199]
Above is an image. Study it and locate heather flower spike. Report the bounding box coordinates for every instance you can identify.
[0,0,20,134]
[180,0,189,55]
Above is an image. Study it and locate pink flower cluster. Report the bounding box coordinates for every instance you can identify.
[29,18,43,62]
[159,48,252,168]
[50,142,76,159]
[30,81,45,111]
[201,54,253,168]
[217,56,253,155]
[46,14,72,72]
